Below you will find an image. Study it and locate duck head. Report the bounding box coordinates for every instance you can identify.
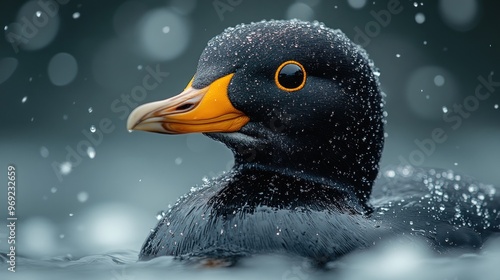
[127,20,384,206]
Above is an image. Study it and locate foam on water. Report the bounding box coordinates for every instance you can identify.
[2,238,500,280]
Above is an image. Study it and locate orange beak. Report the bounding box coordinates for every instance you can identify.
[127,73,250,134]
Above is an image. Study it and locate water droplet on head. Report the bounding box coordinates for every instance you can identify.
[442,106,448,113]
[69,213,74,217]
[72,12,80,19]
[36,11,42,17]
[494,104,499,109]
[156,211,166,220]
[88,107,93,113]
[468,185,477,193]
[90,125,96,133]
[21,96,28,103]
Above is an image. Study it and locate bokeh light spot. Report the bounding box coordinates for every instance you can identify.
[439,0,479,31]
[18,217,58,257]
[406,66,459,120]
[138,8,190,61]
[75,203,150,252]
[11,1,60,51]
[170,0,197,15]
[40,146,49,158]
[60,161,72,175]
[0,57,18,84]
[48,52,78,86]
[286,3,314,21]
[348,0,367,9]
[77,191,89,203]
[415,13,426,24]
[434,75,445,87]
[113,1,147,39]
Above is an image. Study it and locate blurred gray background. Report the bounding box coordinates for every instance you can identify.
[0,0,499,257]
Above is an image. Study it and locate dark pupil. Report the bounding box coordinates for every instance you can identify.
[278,64,303,89]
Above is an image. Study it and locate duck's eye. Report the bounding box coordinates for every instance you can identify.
[275,61,306,92]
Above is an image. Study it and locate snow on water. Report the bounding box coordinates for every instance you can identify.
[2,238,500,280]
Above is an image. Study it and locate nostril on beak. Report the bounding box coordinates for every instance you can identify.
[176,103,195,112]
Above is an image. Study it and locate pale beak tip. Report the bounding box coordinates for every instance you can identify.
[126,119,137,131]
[127,107,143,131]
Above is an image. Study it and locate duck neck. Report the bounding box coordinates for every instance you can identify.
[224,161,370,215]
[232,135,378,211]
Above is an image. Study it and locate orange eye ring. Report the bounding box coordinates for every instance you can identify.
[274,60,307,92]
